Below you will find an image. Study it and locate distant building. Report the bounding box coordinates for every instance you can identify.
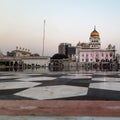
[58,43,71,56]
[76,27,116,69]
[22,56,50,67]
[58,43,76,60]
[116,54,120,67]
[58,27,117,69]
[5,47,50,68]
[67,46,76,61]
[7,47,31,57]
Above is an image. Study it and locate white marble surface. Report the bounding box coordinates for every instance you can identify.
[15,85,88,100]
[117,74,120,76]
[60,74,91,79]
[94,72,118,76]
[0,82,41,90]
[90,82,120,91]
[48,72,66,75]
[92,77,120,82]
[0,76,19,79]
[17,77,56,82]
[15,74,32,78]
[15,73,42,76]
[68,73,92,76]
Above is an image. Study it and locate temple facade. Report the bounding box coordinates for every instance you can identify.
[76,27,116,68]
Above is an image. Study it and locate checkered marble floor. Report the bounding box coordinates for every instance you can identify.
[0,71,120,100]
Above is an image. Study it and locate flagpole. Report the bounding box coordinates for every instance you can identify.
[42,20,46,56]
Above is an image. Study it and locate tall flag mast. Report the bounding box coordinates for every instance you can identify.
[42,20,46,56]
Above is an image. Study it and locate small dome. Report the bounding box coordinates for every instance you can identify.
[108,44,112,49]
[90,26,99,38]
[77,41,81,46]
[108,44,112,47]
[0,51,4,58]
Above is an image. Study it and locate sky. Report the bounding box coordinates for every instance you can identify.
[0,0,120,56]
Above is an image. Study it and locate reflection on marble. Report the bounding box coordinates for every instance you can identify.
[94,72,118,76]
[118,74,120,76]
[48,72,66,75]
[17,77,56,82]
[0,76,19,79]
[0,71,120,100]
[16,73,42,76]
[0,82,41,90]
[68,73,92,76]
[92,77,120,82]
[15,85,88,100]
[90,82,120,91]
[60,74,91,79]
[15,74,31,78]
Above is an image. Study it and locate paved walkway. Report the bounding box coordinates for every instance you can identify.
[0,100,119,116]
[0,116,119,120]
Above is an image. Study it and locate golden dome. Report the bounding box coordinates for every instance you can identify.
[90,26,99,38]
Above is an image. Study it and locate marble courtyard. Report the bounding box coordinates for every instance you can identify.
[0,71,120,100]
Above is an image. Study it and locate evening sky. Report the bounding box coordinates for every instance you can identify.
[0,0,120,56]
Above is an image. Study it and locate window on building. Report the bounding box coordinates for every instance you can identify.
[102,53,104,57]
[96,59,99,62]
[82,54,84,57]
[101,59,104,62]
[82,59,84,62]
[86,59,89,62]
[106,59,109,62]
[91,59,93,62]
[110,59,112,63]
[86,54,88,57]
[106,54,108,57]
[110,53,113,57]
[96,53,99,57]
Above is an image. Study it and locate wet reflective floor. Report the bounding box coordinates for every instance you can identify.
[0,70,120,100]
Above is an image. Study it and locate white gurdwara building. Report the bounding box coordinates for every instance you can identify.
[76,27,116,66]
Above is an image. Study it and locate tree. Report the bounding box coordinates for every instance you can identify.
[51,53,68,59]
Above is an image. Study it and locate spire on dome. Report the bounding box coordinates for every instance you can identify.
[94,25,96,30]
[90,26,99,38]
